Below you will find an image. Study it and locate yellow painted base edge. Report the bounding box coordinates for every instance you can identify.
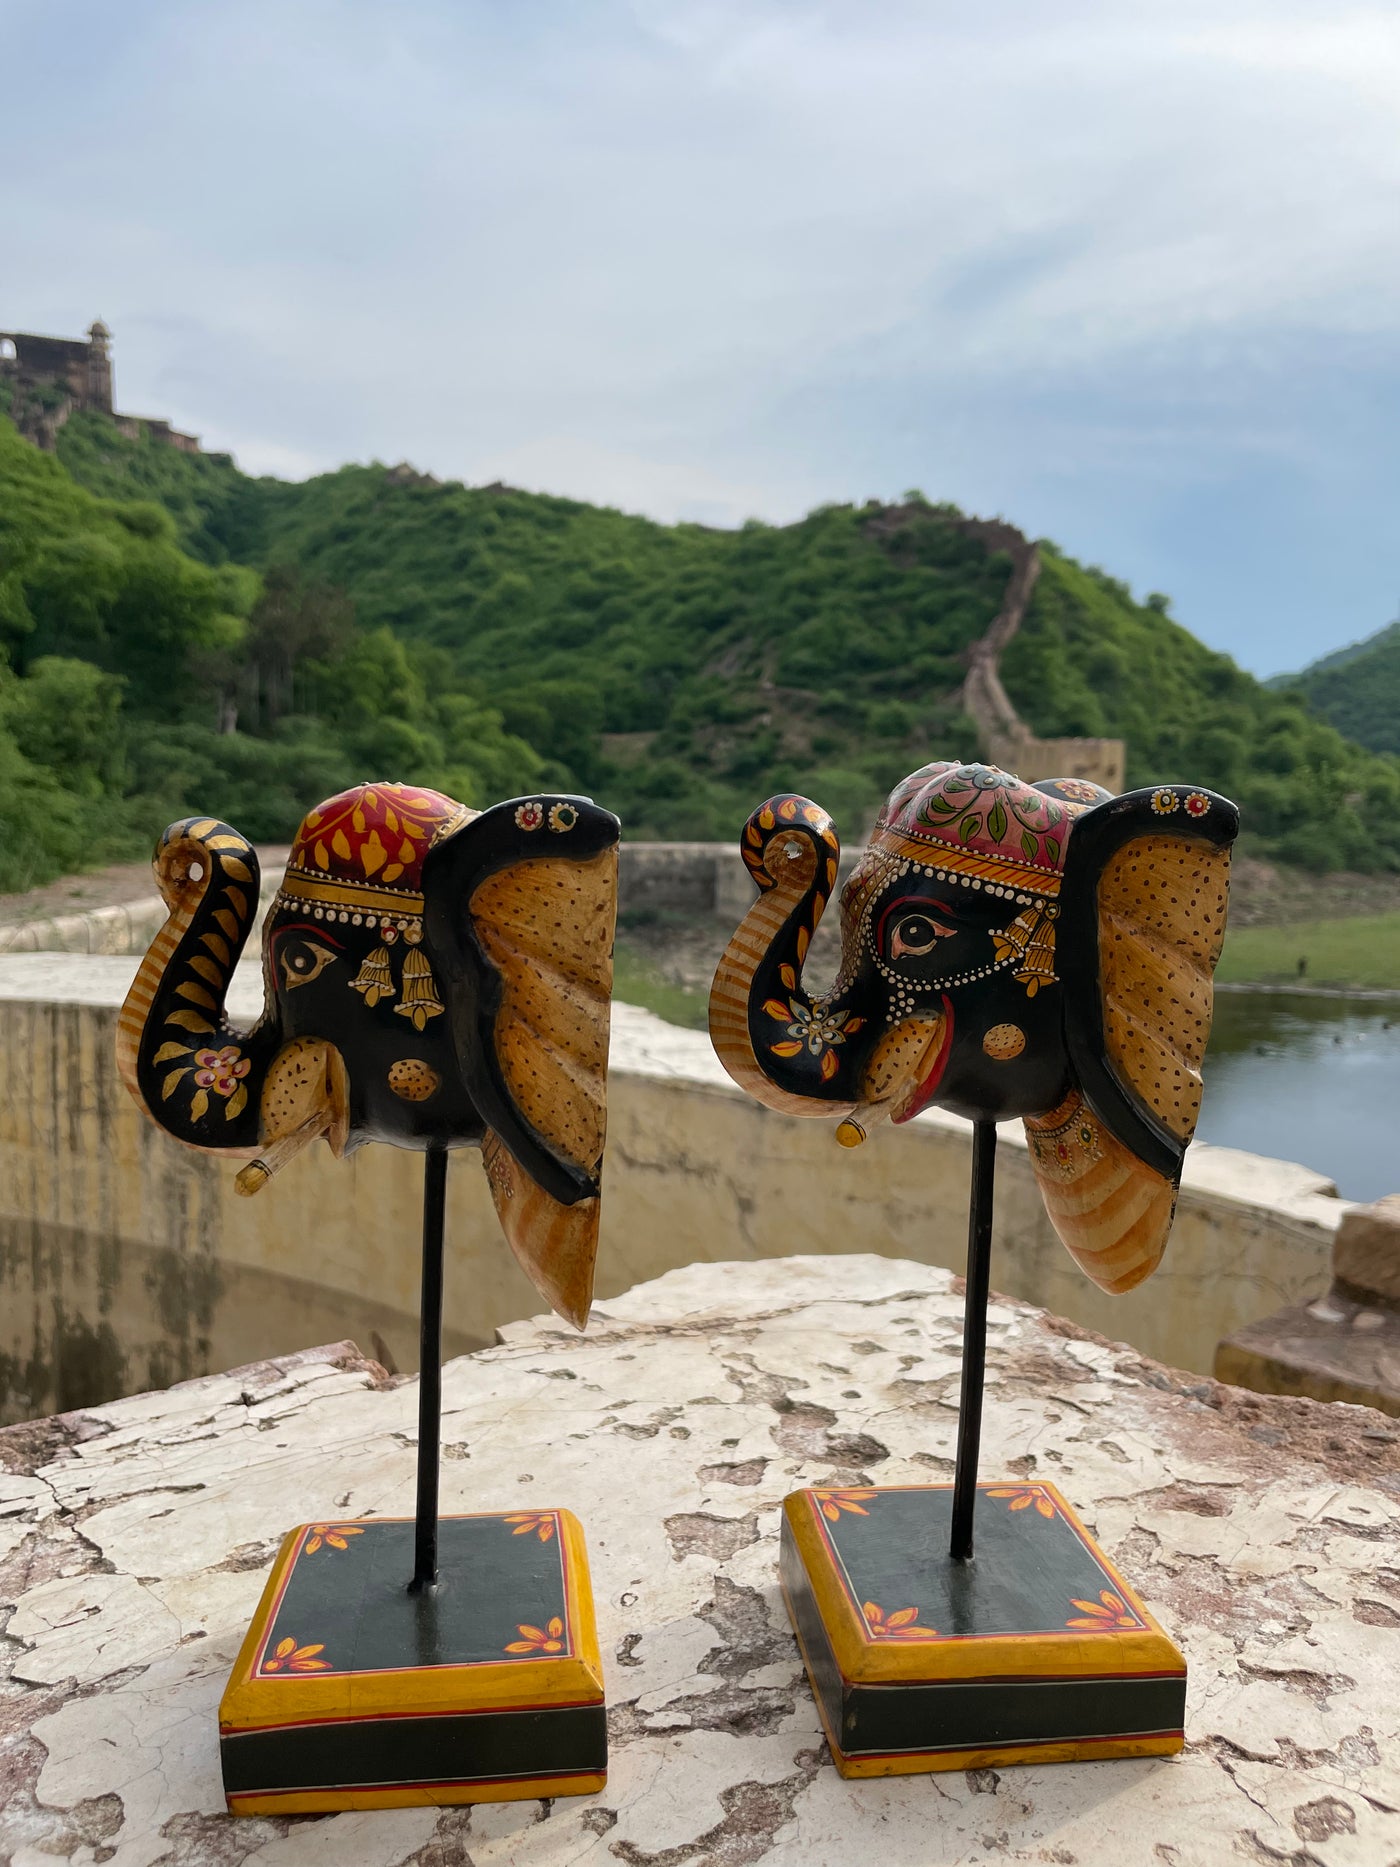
[220,1511,605,1732]
[227,1770,608,1814]
[827,1732,1185,1780]
[781,1570,1183,1781]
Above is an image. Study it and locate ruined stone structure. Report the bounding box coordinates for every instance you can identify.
[0,319,199,454]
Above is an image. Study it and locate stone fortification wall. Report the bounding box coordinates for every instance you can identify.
[0,953,1344,1423]
[952,516,1128,792]
[981,728,1128,794]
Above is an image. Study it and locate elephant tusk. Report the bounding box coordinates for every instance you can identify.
[234,1115,328,1196]
[835,1102,898,1147]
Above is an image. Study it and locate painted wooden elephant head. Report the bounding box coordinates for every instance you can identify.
[710,761,1239,1295]
[116,781,620,1328]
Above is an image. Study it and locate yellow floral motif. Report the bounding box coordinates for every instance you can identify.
[262,1636,331,1673]
[1066,1589,1140,1631]
[303,1523,364,1554]
[505,1616,566,1655]
[862,1602,940,1640]
[504,1512,557,1543]
[1150,789,1178,815]
[987,1485,1056,1519]
[812,1488,878,1523]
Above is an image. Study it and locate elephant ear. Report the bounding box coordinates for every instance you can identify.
[421,795,620,1330]
[1033,783,1239,1293]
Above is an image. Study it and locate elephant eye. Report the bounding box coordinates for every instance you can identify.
[279,939,339,991]
[890,913,954,959]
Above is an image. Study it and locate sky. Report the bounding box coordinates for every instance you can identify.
[3,0,1399,676]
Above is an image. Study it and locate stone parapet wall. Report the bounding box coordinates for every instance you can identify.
[0,843,861,960]
[620,840,868,925]
[0,954,1345,1422]
[0,896,172,957]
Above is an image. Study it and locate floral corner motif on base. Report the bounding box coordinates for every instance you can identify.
[862,1603,940,1641]
[986,1485,1058,1520]
[505,1617,566,1655]
[303,1523,364,1554]
[1065,1590,1141,1632]
[261,1637,331,1674]
[811,1488,878,1522]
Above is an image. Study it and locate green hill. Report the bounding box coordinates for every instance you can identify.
[1275,617,1400,757]
[0,401,1393,892]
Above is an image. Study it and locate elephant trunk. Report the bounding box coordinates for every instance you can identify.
[709,795,860,1118]
[117,817,277,1156]
[710,794,952,1140]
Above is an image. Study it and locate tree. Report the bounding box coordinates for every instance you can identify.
[3,656,128,797]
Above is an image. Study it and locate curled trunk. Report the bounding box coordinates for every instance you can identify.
[117,817,278,1155]
[709,796,858,1117]
[709,794,950,1139]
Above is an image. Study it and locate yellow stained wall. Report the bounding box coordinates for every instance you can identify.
[0,994,1343,1422]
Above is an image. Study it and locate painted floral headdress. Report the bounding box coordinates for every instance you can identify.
[873,761,1075,898]
[274,782,475,1030]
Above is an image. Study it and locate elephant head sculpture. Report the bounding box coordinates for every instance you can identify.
[710,761,1239,1295]
[117,781,620,1328]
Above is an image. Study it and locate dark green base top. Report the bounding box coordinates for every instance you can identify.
[220,1513,605,1804]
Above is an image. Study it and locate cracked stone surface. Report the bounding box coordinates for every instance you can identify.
[2,1254,1399,1867]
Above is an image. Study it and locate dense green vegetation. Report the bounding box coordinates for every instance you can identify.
[1000,557,1400,873]
[0,411,542,887]
[612,943,710,1032]
[1275,618,1400,758]
[0,398,1396,893]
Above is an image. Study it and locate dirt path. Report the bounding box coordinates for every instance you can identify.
[0,848,291,925]
[1226,856,1400,926]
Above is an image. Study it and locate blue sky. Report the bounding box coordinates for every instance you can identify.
[4,0,1398,675]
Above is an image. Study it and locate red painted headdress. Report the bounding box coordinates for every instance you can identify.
[277,783,474,928]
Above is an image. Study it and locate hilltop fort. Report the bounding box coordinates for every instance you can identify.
[0,318,199,455]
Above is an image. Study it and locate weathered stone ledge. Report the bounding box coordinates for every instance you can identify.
[2,1255,1397,1865]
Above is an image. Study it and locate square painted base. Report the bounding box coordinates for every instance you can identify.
[219,1511,606,1813]
[780,1482,1185,1778]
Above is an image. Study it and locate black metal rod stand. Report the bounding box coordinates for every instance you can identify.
[949,1120,997,1563]
[409,1142,449,1593]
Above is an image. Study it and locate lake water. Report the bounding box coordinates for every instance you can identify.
[1199,992,1400,1200]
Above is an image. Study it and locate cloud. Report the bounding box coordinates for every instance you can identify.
[3,0,1398,673]
[476,434,778,527]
